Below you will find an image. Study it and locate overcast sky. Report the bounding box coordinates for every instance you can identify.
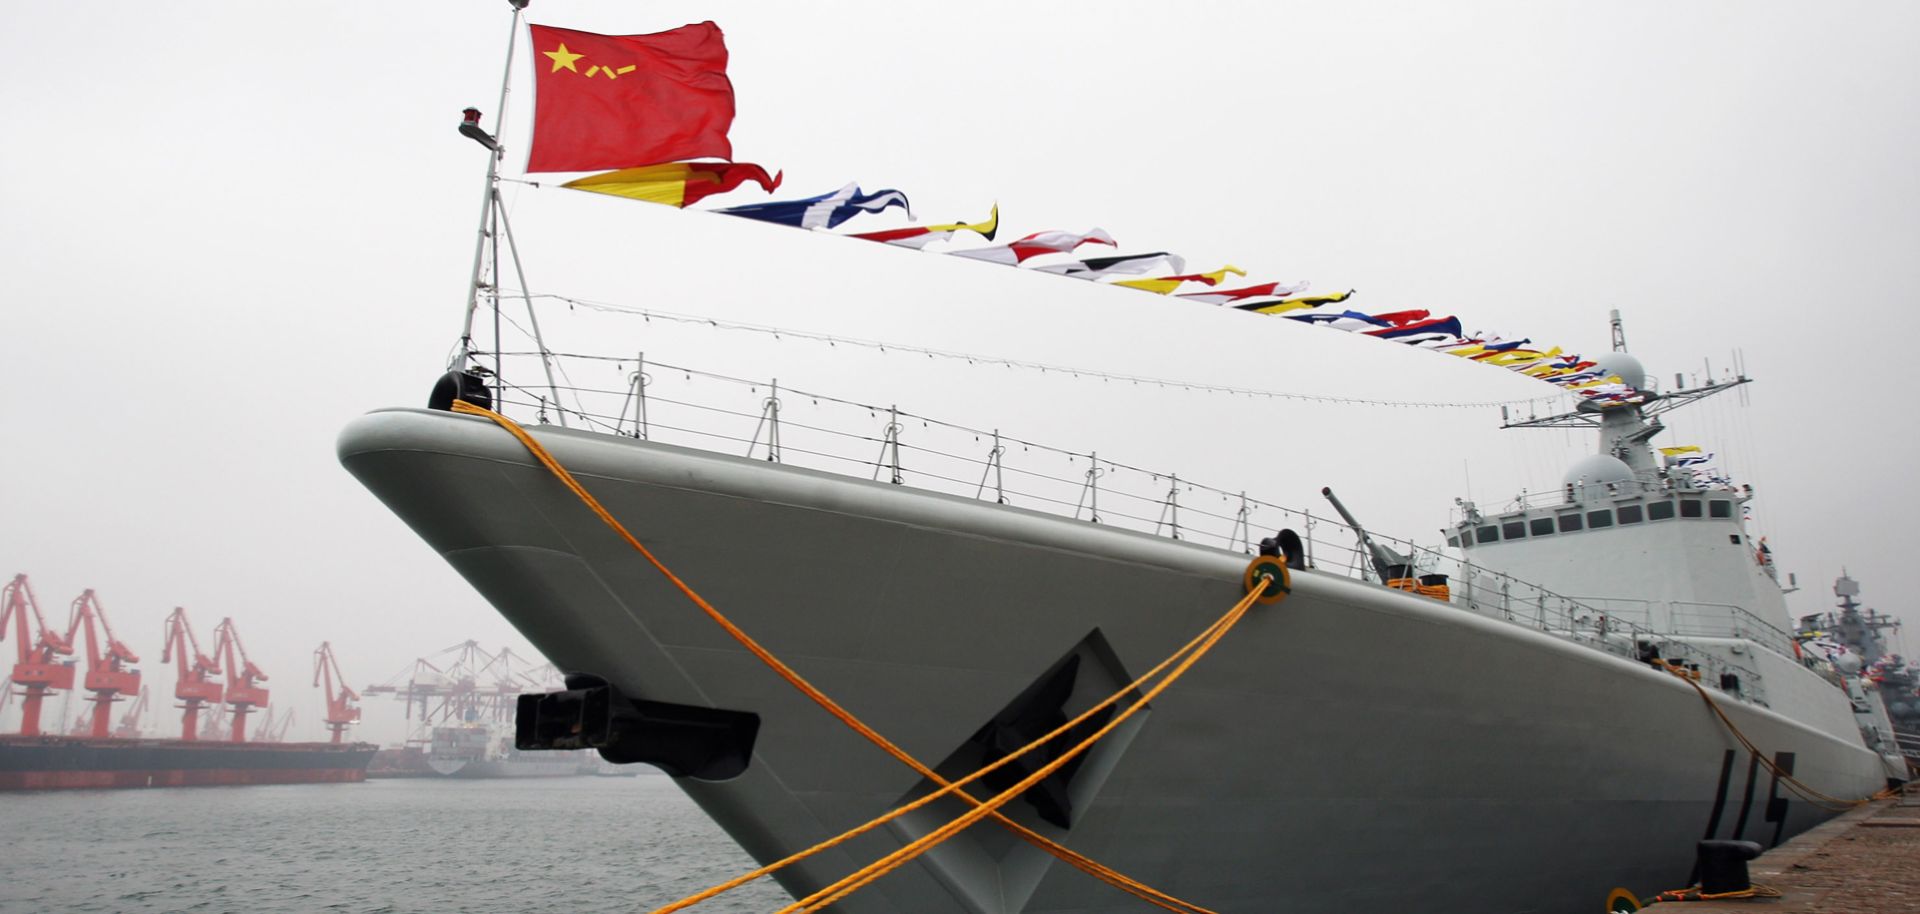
[3,1,1916,743]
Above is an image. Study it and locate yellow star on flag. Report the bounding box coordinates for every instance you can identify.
[544,44,583,73]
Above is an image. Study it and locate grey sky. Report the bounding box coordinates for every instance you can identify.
[4,1,1916,743]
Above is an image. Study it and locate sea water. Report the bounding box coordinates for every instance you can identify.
[0,775,795,913]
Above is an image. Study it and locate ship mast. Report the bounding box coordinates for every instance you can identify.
[455,0,527,377]
[447,0,567,424]
[1499,312,1750,482]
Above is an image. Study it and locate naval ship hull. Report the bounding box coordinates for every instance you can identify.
[340,408,1889,914]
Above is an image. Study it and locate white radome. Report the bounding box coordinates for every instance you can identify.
[1563,453,1636,487]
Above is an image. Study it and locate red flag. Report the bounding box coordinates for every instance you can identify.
[526,22,735,173]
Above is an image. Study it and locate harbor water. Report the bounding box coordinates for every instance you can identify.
[0,775,795,913]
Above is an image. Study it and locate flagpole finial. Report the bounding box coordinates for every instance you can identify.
[508,0,530,9]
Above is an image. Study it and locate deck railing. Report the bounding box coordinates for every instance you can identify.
[482,351,1772,705]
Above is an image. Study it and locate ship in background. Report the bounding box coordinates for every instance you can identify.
[342,313,1904,913]
[1793,573,1920,762]
[0,580,375,789]
[362,639,593,778]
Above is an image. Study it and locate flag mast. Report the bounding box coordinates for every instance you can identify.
[454,0,529,374]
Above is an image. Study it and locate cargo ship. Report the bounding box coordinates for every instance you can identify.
[0,734,377,790]
[2,577,376,790]
[361,641,591,778]
[424,722,590,777]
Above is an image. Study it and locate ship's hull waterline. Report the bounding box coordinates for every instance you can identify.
[340,408,1888,914]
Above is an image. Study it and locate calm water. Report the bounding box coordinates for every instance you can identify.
[0,775,795,913]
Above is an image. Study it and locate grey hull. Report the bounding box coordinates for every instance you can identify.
[340,408,1889,914]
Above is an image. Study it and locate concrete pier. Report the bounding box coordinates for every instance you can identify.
[1675,788,1919,912]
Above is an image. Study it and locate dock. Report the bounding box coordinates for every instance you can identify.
[1675,788,1920,912]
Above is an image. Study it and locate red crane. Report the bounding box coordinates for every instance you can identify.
[67,589,141,738]
[1,574,77,736]
[313,641,361,744]
[212,617,268,742]
[161,607,223,741]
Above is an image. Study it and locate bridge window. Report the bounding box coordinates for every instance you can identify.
[1558,513,1584,533]
[1679,498,1703,518]
[1648,500,1675,521]
[1617,504,1644,525]
[1709,500,1732,518]
[1587,509,1614,529]
[1502,520,1526,540]
[1447,533,1461,548]
[1476,525,1499,544]
[1530,517,1555,537]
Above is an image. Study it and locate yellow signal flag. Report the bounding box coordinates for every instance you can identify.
[1481,346,1562,368]
[1658,445,1703,456]
[1113,265,1246,295]
[923,204,999,238]
[562,162,781,208]
[1239,289,1355,315]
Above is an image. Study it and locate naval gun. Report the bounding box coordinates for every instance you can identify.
[1321,487,1450,601]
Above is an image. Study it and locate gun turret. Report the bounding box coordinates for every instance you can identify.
[1321,487,1412,583]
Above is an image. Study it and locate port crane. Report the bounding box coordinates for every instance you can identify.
[1,574,77,736]
[67,589,141,738]
[313,641,361,743]
[364,641,559,744]
[161,607,223,741]
[212,617,269,742]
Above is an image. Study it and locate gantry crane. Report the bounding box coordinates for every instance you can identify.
[364,641,558,744]
[313,641,361,744]
[212,617,269,742]
[161,607,223,741]
[1,574,77,736]
[67,589,141,738]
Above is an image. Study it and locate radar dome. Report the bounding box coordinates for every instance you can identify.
[1588,351,1647,390]
[1563,454,1635,487]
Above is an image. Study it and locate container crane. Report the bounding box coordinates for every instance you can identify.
[1,574,77,736]
[68,589,141,738]
[161,607,223,741]
[313,642,361,744]
[212,617,269,742]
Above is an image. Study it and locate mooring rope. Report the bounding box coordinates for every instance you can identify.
[449,400,1279,913]
[1678,673,1899,811]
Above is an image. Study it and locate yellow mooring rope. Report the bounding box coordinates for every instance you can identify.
[1676,673,1901,811]
[450,401,1283,913]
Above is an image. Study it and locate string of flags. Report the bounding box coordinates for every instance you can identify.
[516,19,1645,408]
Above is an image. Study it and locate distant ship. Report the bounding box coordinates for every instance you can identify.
[0,735,376,790]
[1794,573,1919,762]
[341,317,1902,914]
[423,721,589,778]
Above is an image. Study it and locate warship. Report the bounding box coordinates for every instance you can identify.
[1793,574,1919,762]
[339,312,1902,913]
